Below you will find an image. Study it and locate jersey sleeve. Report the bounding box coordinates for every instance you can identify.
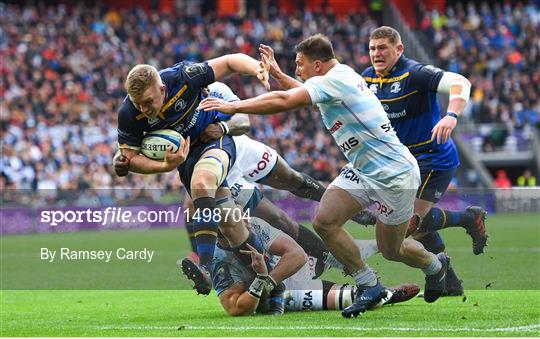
[208,82,239,122]
[179,61,216,89]
[250,218,281,250]
[208,82,240,102]
[303,75,334,104]
[117,98,144,150]
[410,64,445,92]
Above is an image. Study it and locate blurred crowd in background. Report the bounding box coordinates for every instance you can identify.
[1,1,538,205]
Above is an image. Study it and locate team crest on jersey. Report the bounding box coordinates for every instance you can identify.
[369,84,378,93]
[174,99,187,111]
[390,82,401,93]
[147,116,160,126]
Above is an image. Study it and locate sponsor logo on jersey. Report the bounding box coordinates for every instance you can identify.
[329,120,343,133]
[178,108,200,133]
[339,137,359,153]
[369,84,378,93]
[387,109,407,119]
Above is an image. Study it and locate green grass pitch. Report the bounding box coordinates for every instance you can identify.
[1,213,539,336]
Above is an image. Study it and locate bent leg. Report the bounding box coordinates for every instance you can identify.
[259,156,326,201]
[313,186,365,273]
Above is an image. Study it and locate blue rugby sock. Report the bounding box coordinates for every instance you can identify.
[185,221,197,254]
[421,208,475,232]
[193,197,218,267]
[418,232,446,254]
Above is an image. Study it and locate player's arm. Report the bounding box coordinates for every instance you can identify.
[199,87,312,115]
[200,113,250,143]
[219,244,271,316]
[219,113,250,136]
[432,71,471,144]
[265,233,308,285]
[207,54,270,90]
[219,283,261,316]
[259,44,302,90]
[115,139,189,175]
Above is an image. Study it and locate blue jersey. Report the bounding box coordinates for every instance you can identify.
[361,55,459,171]
[117,61,230,150]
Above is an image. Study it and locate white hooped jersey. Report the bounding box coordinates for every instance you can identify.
[303,64,418,183]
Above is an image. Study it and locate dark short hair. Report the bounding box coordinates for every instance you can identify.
[294,34,335,62]
[369,26,402,44]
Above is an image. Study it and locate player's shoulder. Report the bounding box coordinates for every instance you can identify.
[118,95,138,120]
[402,56,444,76]
[361,65,376,78]
[160,60,211,81]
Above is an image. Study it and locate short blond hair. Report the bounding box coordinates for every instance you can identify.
[369,26,402,45]
[124,64,160,99]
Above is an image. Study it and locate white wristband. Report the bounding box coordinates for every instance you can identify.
[248,275,268,298]
[218,121,230,135]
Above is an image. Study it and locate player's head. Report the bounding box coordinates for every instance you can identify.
[294,34,336,81]
[369,26,404,75]
[125,64,166,119]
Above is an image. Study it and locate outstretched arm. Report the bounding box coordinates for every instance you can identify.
[207,54,270,90]
[259,44,302,90]
[199,87,312,115]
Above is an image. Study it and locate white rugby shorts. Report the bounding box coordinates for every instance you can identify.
[330,163,421,225]
[229,135,278,184]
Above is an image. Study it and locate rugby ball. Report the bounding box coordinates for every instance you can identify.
[141,129,182,160]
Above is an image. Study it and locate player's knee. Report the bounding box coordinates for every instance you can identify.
[271,212,299,239]
[378,243,401,261]
[191,172,218,196]
[313,214,338,236]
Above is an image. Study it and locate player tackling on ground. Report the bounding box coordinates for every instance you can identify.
[200,34,449,318]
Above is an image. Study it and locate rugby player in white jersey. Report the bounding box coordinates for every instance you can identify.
[199,34,449,318]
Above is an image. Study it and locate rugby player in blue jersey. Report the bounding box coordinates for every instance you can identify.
[200,34,450,318]
[113,55,276,295]
[361,26,488,295]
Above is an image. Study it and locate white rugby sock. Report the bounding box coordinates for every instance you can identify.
[422,253,442,275]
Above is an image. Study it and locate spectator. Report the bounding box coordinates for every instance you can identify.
[517,169,537,187]
[494,169,512,188]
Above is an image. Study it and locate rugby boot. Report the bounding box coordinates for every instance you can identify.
[442,264,464,296]
[351,210,377,226]
[465,206,488,255]
[342,280,384,318]
[181,257,212,295]
[385,283,420,305]
[424,252,449,303]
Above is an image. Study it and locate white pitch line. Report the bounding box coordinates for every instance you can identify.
[95,324,540,333]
